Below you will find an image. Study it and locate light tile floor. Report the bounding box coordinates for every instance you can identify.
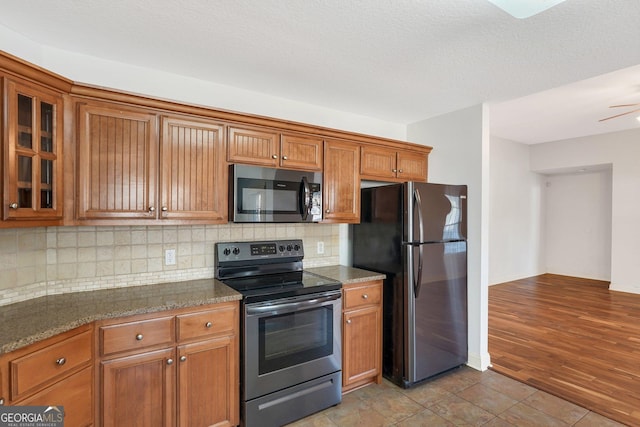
[286,367,625,426]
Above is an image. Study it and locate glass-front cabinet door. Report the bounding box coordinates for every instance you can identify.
[4,78,63,220]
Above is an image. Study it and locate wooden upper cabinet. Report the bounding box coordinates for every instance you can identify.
[77,102,158,220]
[3,77,64,222]
[279,133,322,171]
[360,145,428,182]
[323,139,360,223]
[397,150,429,181]
[227,126,322,171]
[160,115,227,221]
[227,126,279,167]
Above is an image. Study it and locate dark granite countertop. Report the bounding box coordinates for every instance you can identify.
[0,278,241,355]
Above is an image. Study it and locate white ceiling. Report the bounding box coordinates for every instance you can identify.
[1,0,639,144]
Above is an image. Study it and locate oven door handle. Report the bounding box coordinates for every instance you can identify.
[246,292,341,316]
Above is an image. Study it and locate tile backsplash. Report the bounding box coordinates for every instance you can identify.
[0,223,340,306]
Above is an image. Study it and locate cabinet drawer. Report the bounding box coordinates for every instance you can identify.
[100,316,174,357]
[177,304,237,342]
[343,282,382,310]
[10,329,92,399]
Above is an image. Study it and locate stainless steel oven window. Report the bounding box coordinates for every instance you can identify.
[259,305,333,375]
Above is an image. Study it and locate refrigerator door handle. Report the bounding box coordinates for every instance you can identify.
[413,189,425,297]
[415,244,424,298]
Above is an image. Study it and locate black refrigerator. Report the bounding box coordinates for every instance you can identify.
[352,182,467,388]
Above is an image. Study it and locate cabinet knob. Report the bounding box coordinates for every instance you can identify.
[272,154,278,159]
[398,169,403,173]
[161,206,168,212]
[325,209,330,213]
[0,397,4,405]
[392,169,397,173]
[180,356,187,362]
[167,358,174,365]
[56,357,66,366]
[9,203,18,209]
[148,206,155,213]
[205,321,213,328]
[282,155,288,160]
[346,319,352,324]
[362,294,369,300]
[136,334,144,341]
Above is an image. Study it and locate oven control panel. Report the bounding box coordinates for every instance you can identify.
[215,239,304,263]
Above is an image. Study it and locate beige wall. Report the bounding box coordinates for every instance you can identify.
[0,223,340,306]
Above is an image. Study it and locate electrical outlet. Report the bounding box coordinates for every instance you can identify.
[165,249,176,266]
[317,241,325,254]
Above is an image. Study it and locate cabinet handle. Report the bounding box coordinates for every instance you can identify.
[180,356,187,362]
[272,154,278,159]
[148,206,155,213]
[362,294,369,300]
[398,169,403,173]
[136,334,143,341]
[392,169,397,173]
[161,206,168,212]
[282,156,288,160]
[0,397,4,405]
[205,322,213,328]
[9,203,18,209]
[56,357,66,366]
[167,358,174,365]
[346,319,352,324]
[325,209,330,213]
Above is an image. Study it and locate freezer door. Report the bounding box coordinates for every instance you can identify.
[407,182,467,243]
[405,241,467,384]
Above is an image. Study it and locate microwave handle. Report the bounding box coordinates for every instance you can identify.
[301,176,311,220]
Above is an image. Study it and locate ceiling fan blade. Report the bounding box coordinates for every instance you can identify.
[608,103,640,108]
[599,107,640,122]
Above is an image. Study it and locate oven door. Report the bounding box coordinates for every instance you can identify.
[243,290,342,400]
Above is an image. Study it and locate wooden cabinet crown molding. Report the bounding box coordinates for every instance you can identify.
[0,51,72,93]
[69,83,432,154]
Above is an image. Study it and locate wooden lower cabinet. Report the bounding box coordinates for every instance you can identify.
[0,324,94,426]
[342,280,382,393]
[177,336,238,427]
[97,302,239,427]
[101,348,175,427]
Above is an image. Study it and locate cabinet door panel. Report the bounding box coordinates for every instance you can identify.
[397,150,428,182]
[280,134,322,171]
[227,126,278,167]
[343,305,381,388]
[177,336,239,427]
[17,366,93,427]
[101,348,174,427]
[323,140,360,223]
[360,145,397,180]
[77,103,158,219]
[160,116,226,221]
[4,79,63,220]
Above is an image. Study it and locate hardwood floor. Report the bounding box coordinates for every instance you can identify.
[489,273,640,427]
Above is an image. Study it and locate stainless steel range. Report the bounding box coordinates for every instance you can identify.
[215,239,342,427]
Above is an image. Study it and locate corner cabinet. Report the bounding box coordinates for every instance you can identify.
[342,280,382,393]
[227,125,322,171]
[323,139,360,223]
[76,100,227,223]
[97,302,239,427]
[2,77,64,223]
[360,145,429,182]
[0,324,94,427]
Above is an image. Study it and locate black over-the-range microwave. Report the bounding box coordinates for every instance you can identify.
[229,164,323,223]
